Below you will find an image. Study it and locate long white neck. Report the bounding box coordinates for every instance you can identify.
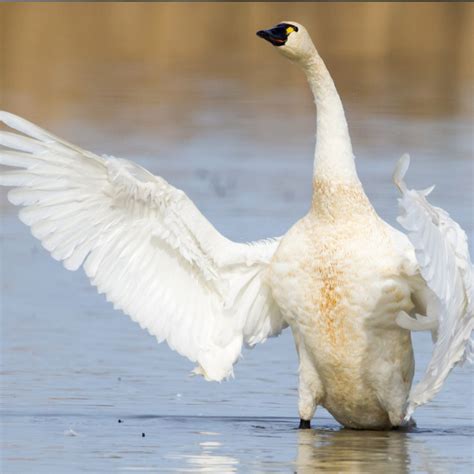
[301,52,359,184]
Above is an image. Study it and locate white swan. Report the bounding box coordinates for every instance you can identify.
[0,21,472,430]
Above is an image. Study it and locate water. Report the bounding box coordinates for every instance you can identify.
[1,4,473,473]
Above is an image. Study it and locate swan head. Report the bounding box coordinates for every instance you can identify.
[256,21,315,64]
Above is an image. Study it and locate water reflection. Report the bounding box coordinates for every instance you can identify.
[295,429,409,473]
[185,440,238,473]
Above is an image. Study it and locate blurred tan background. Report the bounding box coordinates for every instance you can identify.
[1,2,473,125]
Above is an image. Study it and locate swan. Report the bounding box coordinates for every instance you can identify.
[0,21,472,430]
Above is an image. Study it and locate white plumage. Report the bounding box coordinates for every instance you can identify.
[393,154,473,418]
[1,21,472,429]
[0,111,286,382]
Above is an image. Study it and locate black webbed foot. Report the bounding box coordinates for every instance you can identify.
[299,419,311,429]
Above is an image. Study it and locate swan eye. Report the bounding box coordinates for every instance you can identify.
[277,23,298,34]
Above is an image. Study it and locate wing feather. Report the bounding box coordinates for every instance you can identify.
[0,111,287,381]
[394,154,473,417]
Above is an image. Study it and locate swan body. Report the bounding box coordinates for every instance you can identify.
[1,22,472,430]
[271,184,416,429]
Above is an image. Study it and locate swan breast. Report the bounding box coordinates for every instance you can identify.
[269,214,414,354]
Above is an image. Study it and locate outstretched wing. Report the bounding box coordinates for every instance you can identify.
[0,111,287,381]
[393,154,473,417]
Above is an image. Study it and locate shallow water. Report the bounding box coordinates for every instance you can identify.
[1,4,474,473]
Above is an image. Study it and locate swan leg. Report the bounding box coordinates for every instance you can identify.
[298,366,321,428]
[293,328,323,429]
[375,367,413,427]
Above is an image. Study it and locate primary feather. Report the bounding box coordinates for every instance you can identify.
[0,110,286,381]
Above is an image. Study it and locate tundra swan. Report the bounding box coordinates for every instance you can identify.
[0,21,472,430]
